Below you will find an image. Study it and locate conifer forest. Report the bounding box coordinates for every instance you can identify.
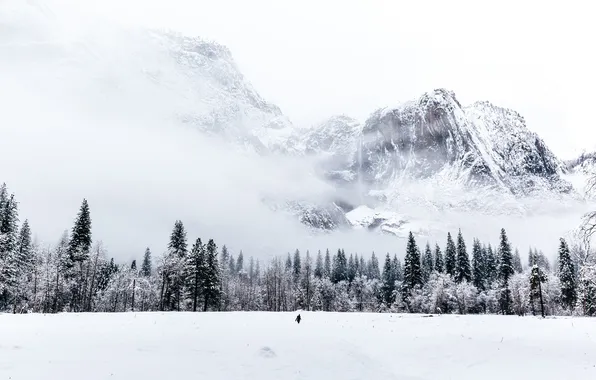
[1,182,595,317]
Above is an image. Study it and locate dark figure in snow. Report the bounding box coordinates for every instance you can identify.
[295,314,301,324]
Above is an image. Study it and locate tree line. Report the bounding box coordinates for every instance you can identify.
[0,182,595,316]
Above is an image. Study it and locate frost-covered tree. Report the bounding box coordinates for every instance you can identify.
[434,244,444,273]
[381,253,396,306]
[323,249,331,278]
[184,238,205,312]
[314,250,323,279]
[455,230,471,284]
[445,232,456,277]
[203,239,221,311]
[402,232,422,302]
[498,228,515,314]
[160,220,187,311]
[529,264,547,317]
[558,238,577,311]
[422,243,434,282]
[513,248,523,273]
[141,248,152,277]
[368,252,381,280]
[332,249,347,283]
[472,238,485,291]
[577,264,596,316]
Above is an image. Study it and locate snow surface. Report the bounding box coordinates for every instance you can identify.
[1,312,594,380]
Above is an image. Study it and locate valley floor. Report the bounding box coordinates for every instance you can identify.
[1,312,594,380]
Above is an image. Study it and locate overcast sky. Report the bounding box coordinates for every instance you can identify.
[0,0,593,262]
[64,0,596,159]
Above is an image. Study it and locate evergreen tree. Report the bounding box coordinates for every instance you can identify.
[529,264,547,317]
[130,260,137,271]
[445,232,457,277]
[368,252,381,280]
[422,243,434,282]
[359,256,366,277]
[485,244,498,285]
[0,194,19,308]
[314,250,324,278]
[16,219,33,272]
[498,228,514,314]
[434,244,444,273]
[285,253,292,271]
[381,253,396,306]
[558,238,577,310]
[471,238,485,291]
[332,249,347,283]
[141,248,152,277]
[237,251,245,274]
[392,255,403,282]
[455,230,471,283]
[203,239,221,311]
[323,249,331,278]
[513,248,523,273]
[402,232,422,298]
[168,220,187,258]
[293,249,301,283]
[185,238,206,312]
[347,254,357,283]
[67,199,92,264]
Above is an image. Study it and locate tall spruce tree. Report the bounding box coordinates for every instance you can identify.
[513,248,523,273]
[471,238,485,291]
[369,252,381,279]
[381,253,396,306]
[332,248,347,283]
[558,237,577,310]
[293,249,301,283]
[422,243,434,282]
[163,220,188,311]
[185,238,206,312]
[403,232,422,297]
[445,232,457,277]
[498,228,514,314]
[347,254,357,283]
[323,249,331,278]
[203,239,221,311]
[434,244,444,273]
[141,248,152,277]
[314,250,324,278]
[393,255,403,282]
[485,244,498,285]
[237,251,245,274]
[67,199,92,264]
[529,264,547,317]
[455,230,471,283]
[0,193,19,307]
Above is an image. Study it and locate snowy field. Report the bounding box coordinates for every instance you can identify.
[1,312,595,380]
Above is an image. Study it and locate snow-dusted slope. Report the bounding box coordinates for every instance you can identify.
[154,32,295,153]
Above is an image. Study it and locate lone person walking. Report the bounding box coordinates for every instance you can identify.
[295,314,301,324]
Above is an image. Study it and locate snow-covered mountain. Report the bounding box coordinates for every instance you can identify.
[158,32,294,153]
[292,89,587,233]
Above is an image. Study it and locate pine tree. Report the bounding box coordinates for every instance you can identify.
[323,249,331,278]
[445,232,456,277]
[141,248,152,277]
[237,251,245,274]
[314,250,324,278]
[203,239,221,311]
[185,238,206,312]
[485,244,498,285]
[498,228,514,314]
[347,254,357,283]
[403,232,422,299]
[392,255,403,282]
[67,199,92,264]
[168,220,187,258]
[130,260,137,271]
[513,248,523,273]
[161,220,188,311]
[529,264,547,317]
[422,243,434,282]
[381,253,396,306]
[558,238,577,310]
[369,252,381,280]
[332,249,347,283]
[455,230,471,283]
[434,244,444,273]
[0,194,19,309]
[293,249,301,283]
[471,238,485,291]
